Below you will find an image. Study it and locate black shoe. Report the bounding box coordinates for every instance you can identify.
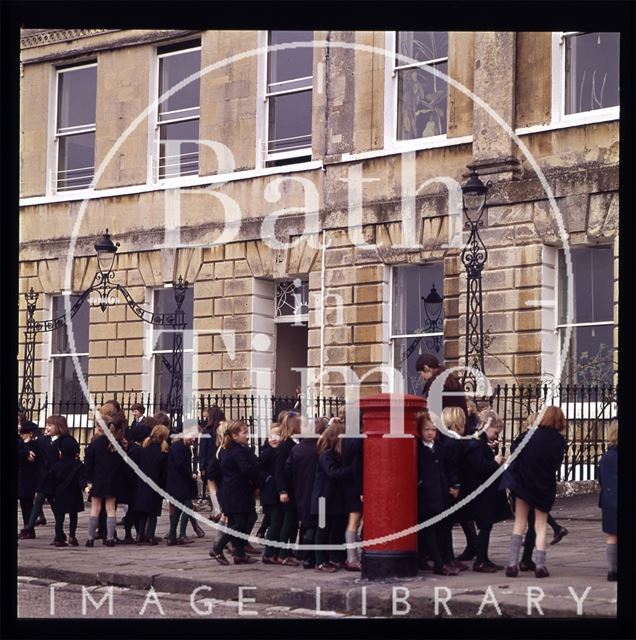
[456,549,475,562]
[607,571,618,582]
[550,527,569,545]
[35,516,47,527]
[473,561,497,573]
[534,566,550,578]
[209,549,230,566]
[234,555,258,565]
[303,560,316,569]
[85,539,94,547]
[192,522,206,538]
[103,539,116,548]
[17,528,35,540]
[53,539,68,547]
[519,559,536,571]
[68,536,79,547]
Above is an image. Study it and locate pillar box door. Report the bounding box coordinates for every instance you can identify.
[359,392,425,580]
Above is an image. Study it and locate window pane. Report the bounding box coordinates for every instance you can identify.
[392,264,444,335]
[560,324,614,386]
[52,295,89,354]
[268,91,312,152]
[57,132,95,190]
[559,246,613,324]
[53,355,88,404]
[565,32,619,114]
[159,120,199,178]
[393,337,443,396]
[57,66,97,130]
[268,31,313,86]
[153,287,194,351]
[397,62,448,140]
[276,281,309,317]
[158,48,201,118]
[397,31,448,64]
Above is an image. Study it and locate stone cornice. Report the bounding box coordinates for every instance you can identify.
[20,29,119,49]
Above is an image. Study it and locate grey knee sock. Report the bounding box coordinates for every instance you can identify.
[607,543,617,573]
[533,549,547,569]
[106,516,117,541]
[87,516,99,540]
[509,533,523,566]
[345,530,358,564]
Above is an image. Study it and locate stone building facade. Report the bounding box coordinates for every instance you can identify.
[19,29,619,409]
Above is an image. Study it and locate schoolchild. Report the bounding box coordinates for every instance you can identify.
[84,412,129,547]
[125,403,146,441]
[209,421,266,565]
[199,406,226,521]
[465,400,480,436]
[598,419,618,581]
[18,421,46,533]
[42,437,85,547]
[463,410,510,572]
[20,415,76,539]
[339,412,363,572]
[507,413,569,572]
[285,417,329,569]
[259,424,283,563]
[270,411,302,565]
[310,422,352,572]
[165,425,200,545]
[502,406,567,578]
[416,411,459,576]
[130,424,170,544]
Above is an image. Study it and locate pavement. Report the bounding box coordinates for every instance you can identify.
[17,492,616,619]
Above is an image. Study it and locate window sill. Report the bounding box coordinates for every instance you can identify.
[515,109,619,136]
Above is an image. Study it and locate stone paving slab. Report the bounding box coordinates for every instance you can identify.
[17,493,617,618]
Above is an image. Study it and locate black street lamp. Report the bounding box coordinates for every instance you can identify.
[460,169,491,391]
[19,230,189,431]
[422,284,443,353]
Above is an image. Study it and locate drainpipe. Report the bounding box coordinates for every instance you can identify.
[319,228,327,396]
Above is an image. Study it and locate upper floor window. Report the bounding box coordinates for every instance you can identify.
[564,32,619,115]
[391,263,444,395]
[275,279,309,323]
[557,245,614,386]
[50,294,89,403]
[156,41,201,179]
[55,63,97,192]
[393,31,448,141]
[265,31,313,166]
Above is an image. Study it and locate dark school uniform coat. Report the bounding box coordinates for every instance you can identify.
[286,438,320,526]
[33,435,74,492]
[598,445,617,535]
[423,369,468,418]
[130,442,168,517]
[41,458,85,515]
[18,439,47,498]
[501,427,566,514]
[417,440,452,519]
[218,441,262,514]
[310,449,353,516]
[463,434,511,528]
[165,440,198,503]
[340,437,363,513]
[258,442,279,508]
[83,435,127,499]
[452,438,476,522]
[274,438,297,511]
[198,428,215,476]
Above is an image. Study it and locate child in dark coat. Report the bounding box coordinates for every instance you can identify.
[130,424,170,545]
[502,406,567,578]
[209,421,266,565]
[259,424,282,563]
[18,422,46,532]
[416,411,459,576]
[165,426,200,545]
[42,437,85,547]
[598,420,618,581]
[310,423,353,572]
[462,410,510,573]
[199,406,226,521]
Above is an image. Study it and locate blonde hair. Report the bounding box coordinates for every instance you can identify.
[466,399,477,414]
[215,421,229,459]
[220,420,248,450]
[442,407,466,436]
[143,425,170,453]
[608,419,618,446]
[279,412,301,441]
[479,409,503,431]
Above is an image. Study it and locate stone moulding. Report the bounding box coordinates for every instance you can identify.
[20,29,118,49]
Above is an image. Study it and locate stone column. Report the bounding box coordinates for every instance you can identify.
[470,32,521,181]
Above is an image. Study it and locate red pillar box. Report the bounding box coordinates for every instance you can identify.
[360,393,425,580]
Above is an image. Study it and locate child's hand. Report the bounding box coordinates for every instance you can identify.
[27,451,36,462]
[495,454,505,465]
[280,492,290,503]
[449,487,459,499]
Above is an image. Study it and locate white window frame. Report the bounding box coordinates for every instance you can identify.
[389,264,444,394]
[262,30,314,166]
[384,31,449,154]
[550,31,620,128]
[48,291,90,404]
[151,42,202,185]
[148,284,195,403]
[553,245,614,385]
[52,62,98,194]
